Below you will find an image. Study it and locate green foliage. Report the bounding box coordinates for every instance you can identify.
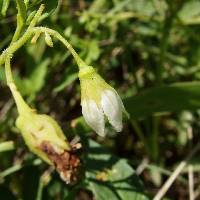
[85,140,148,200]
[16,58,49,97]
[1,0,200,199]
[125,82,200,119]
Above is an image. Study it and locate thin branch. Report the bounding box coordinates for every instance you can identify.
[36,168,53,200]
[0,141,14,152]
[153,142,200,200]
[188,165,194,200]
[11,0,27,43]
[33,26,86,68]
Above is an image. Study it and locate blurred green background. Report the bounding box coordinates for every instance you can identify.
[1,0,200,199]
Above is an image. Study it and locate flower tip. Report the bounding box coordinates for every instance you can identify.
[96,129,106,137]
[113,124,123,133]
[92,123,105,137]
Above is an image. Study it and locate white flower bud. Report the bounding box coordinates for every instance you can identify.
[79,66,128,137]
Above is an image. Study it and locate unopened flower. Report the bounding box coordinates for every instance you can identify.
[78,66,128,137]
[7,77,81,184]
[16,112,70,164]
[16,111,81,184]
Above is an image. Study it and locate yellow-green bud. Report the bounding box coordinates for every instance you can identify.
[16,110,81,184]
[44,32,53,47]
[11,84,80,184]
[16,111,70,164]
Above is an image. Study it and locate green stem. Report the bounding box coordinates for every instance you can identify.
[5,57,31,115]
[36,179,44,200]
[36,170,51,200]
[156,14,173,84]
[131,120,149,153]
[151,1,186,162]
[0,6,86,73]
[11,14,24,43]
[0,159,41,178]
[157,1,186,84]
[0,4,43,115]
[0,164,22,178]
[1,0,10,16]
[11,0,27,43]
[0,141,14,152]
[0,4,45,65]
[33,27,87,68]
[151,116,160,161]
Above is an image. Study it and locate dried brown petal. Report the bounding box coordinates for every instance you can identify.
[40,141,81,184]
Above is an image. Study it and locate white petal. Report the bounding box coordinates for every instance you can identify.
[82,100,105,137]
[115,90,130,118]
[101,90,123,132]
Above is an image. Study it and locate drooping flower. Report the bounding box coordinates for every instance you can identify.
[78,66,128,137]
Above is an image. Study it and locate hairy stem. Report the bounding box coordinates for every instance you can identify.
[0,4,45,65]
[11,0,27,43]
[33,26,86,68]
[5,56,31,115]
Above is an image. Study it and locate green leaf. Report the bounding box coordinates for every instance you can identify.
[53,71,78,93]
[126,0,156,17]
[85,40,101,64]
[29,59,49,92]
[89,0,107,12]
[15,59,49,96]
[85,140,148,200]
[80,40,101,64]
[124,82,200,119]
[178,0,200,24]
[42,0,59,13]
[28,0,59,15]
